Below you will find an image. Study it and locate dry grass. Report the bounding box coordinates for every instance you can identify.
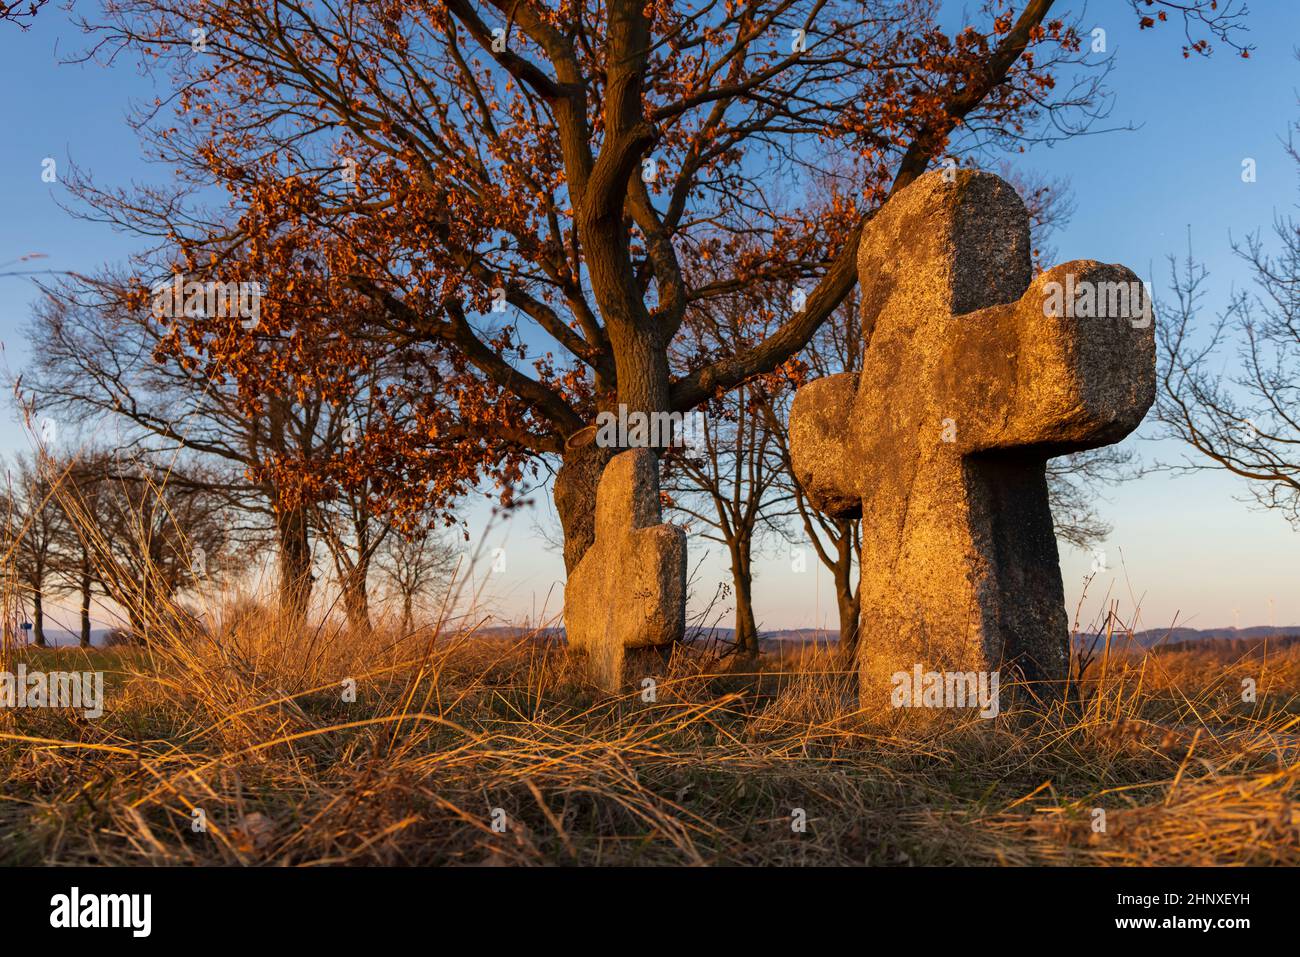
[2,610,1297,866]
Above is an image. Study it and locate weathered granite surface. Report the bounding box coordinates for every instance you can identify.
[790,169,1156,707]
[564,448,686,692]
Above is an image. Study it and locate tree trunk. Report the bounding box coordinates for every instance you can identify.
[80,569,93,648]
[555,439,614,573]
[32,591,46,647]
[401,593,414,634]
[341,560,371,631]
[729,540,760,658]
[835,578,859,658]
[608,327,672,422]
[276,504,313,623]
[833,525,860,664]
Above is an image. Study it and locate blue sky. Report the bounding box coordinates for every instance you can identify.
[1,3,1297,634]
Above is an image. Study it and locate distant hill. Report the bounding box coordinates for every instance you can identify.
[10,627,116,648]
[1074,626,1300,649]
[711,625,1300,649]
[16,622,1300,654]
[369,623,1300,649]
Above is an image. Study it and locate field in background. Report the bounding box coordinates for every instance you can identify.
[2,613,1297,866]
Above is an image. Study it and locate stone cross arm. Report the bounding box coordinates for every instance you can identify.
[792,257,1155,512]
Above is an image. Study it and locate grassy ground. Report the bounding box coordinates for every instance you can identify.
[1,621,1297,866]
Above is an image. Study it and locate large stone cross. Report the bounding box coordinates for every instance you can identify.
[790,169,1155,707]
[564,448,686,691]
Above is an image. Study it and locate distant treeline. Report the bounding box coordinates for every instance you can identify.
[1154,635,1300,657]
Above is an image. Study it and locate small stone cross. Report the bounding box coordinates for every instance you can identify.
[790,169,1155,706]
[564,448,686,692]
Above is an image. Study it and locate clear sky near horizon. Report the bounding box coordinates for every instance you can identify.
[0,3,1297,637]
